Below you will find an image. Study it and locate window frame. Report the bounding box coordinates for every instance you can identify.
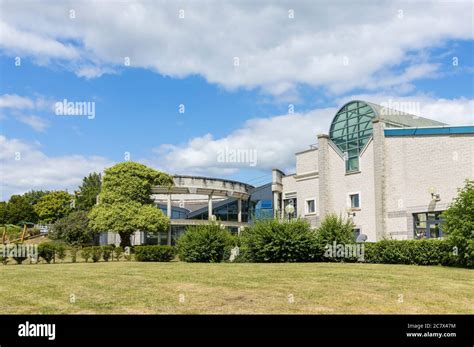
[347,192,361,210]
[304,197,317,215]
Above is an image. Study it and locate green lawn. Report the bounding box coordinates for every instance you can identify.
[0,262,472,314]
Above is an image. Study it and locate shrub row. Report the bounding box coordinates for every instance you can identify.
[81,245,126,262]
[362,239,459,266]
[134,245,175,262]
[176,217,470,268]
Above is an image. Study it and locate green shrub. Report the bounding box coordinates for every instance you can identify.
[91,246,102,262]
[231,244,251,263]
[134,245,175,262]
[441,179,474,268]
[70,246,79,263]
[38,243,56,264]
[363,239,455,266]
[242,219,318,262]
[101,245,114,262]
[177,224,235,262]
[54,243,67,262]
[113,246,124,261]
[11,242,28,265]
[81,247,92,262]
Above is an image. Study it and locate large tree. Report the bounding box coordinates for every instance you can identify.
[4,195,38,225]
[22,190,51,206]
[34,191,73,224]
[88,162,173,247]
[75,172,102,211]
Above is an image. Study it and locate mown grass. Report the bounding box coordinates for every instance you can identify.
[0,262,472,314]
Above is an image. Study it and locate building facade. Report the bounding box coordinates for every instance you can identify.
[100,176,273,246]
[272,100,473,241]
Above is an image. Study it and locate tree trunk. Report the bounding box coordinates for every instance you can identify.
[119,231,132,249]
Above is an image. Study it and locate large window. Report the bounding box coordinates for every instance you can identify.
[329,101,375,172]
[413,212,444,239]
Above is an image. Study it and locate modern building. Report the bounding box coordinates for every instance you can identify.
[272,100,473,241]
[99,175,273,246]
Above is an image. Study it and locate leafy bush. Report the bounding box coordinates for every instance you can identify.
[101,245,114,262]
[38,243,56,264]
[134,245,175,262]
[54,243,67,262]
[90,246,102,262]
[441,179,474,268]
[81,247,92,262]
[70,246,79,263]
[177,224,235,262]
[242,219,318,262]
[363,239,455,266]
[113,246,124,261]
[50,210,94,246]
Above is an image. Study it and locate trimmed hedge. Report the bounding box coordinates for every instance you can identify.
[243,219,319,262]
[363,239,459,266]
[134,245,175,262]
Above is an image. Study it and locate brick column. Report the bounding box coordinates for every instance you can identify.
[317,134,330,219]
[372,119,386,241]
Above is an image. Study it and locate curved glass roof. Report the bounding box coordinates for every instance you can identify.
[329,101,375,156]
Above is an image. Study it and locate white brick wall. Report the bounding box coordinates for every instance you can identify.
[384,134,474,239]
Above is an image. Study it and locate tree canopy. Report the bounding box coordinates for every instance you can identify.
[75,172,102,211]
[100,162,173,205]
[34,191,73,224]
[1,195,38,225]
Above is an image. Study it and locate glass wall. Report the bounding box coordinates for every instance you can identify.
[413,211,444,239]
[329,101,375,172]
[190,199,249,222]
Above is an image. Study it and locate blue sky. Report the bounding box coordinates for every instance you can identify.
[0,0,473,199]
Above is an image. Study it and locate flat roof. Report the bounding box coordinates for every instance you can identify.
[384,125,474,136]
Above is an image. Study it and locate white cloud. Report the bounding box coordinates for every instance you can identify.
[0,21,79,60]
[0,135,113,199]
[338,94,474,125]
[148,107,336,175]
[16,115,49,132]
[0,94,34,109]
[151,96,473,176]
[0,94,54,132]
[0,1,472,95]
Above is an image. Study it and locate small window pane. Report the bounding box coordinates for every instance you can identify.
[350,194,360,208]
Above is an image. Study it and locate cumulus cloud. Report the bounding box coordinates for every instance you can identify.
[0,1,472,95]
[0,135,113,199]
[148,107,336,175]
[338,94,474,125]
[0,94,54,132]
[150,96,473,176]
